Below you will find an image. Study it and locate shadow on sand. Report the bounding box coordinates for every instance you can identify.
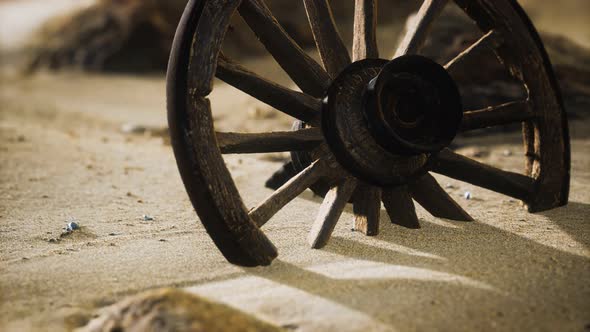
[240,200,590,330]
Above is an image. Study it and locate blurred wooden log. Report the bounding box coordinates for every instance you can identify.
[24,2,590,121]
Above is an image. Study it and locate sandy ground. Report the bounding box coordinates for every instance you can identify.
[1,61,589,331]
[1,1,590,331]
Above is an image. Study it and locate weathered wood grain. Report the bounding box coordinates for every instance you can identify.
[239,0,331,97]
[303,0,351,78]
[394,0,448,57]
[461,100,534,131]
[382,186,421,229]
[188,0,242,96]
[444,29,502,74]
[250,159,328,227]
[217,55,322,124]
[352,0,379,61]
[308,178,358,249]
[454,0,569,212]
[430,148,534,201]
[186,95,278,264]
[353,184,381,236]
[217,128,323,154]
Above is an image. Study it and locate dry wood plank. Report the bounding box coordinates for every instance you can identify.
[444,30,503,74]
[409,173,474,221]
[353,0,379,61]
[239,0,331,97]
[382,186,421,229]
[250,159,328,227]
[309,178,358,249]
[353,184,381,236]
[394,0,448,57]
[188,0,242,96]
[461,100,534,131]
[303,0,351,77]
[217,128,323,154]
[217,55,322,124]
[430,148,535,201]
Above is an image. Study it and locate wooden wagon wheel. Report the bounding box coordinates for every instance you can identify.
[167,0,570,266]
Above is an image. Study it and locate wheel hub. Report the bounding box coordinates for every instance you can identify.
[322,55,463,185]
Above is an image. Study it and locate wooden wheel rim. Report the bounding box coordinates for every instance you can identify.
[167,0,570,266]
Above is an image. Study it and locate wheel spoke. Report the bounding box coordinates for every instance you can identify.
[430,148,535,201]
[353,0,379,61]
[303,0,351,77]
[409,173,474,221]
[394,0,448,57]
[353,184,381,236]
[217,128,323,154]
[250,159,328,227]
[461,100,534,131]
[309,178,358,248]
[445,30,503,74]
[239,0,331,97]
[217,55,322,124]
[382,186,420,229]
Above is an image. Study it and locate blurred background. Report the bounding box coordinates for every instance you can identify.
[1,0,588,129]
[1,0,589,70]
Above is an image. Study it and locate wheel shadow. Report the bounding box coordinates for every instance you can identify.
[243,201,590,330]
[538,201,590,248]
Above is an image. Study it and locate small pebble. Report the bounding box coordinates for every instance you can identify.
[445,184,456,189]
[143,215,154,221]
[502,149,513,157]
[66,221,80,232]
[159,239,167,242]
[464,191,472,200]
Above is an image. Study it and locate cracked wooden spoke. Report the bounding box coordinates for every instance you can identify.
[303,0,351,78]
[409,173,474,221]
[444,30,503,74]
[394,0,448,57]
[217,55,322,124]
[353,184,381,236]
[217,128,323,154]
[430,148,535,201]
[353,0,379,61]
[250,159,328,227]
[461,100,535,131]
[382,186,421,229]
[309,178,358,249]
[239,0,330,97]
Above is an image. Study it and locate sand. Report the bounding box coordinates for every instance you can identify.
[0,63,589,331]
[1,1,589,331]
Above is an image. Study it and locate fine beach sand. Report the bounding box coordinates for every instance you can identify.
[1,60,589,332]
[1,1,590,331]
